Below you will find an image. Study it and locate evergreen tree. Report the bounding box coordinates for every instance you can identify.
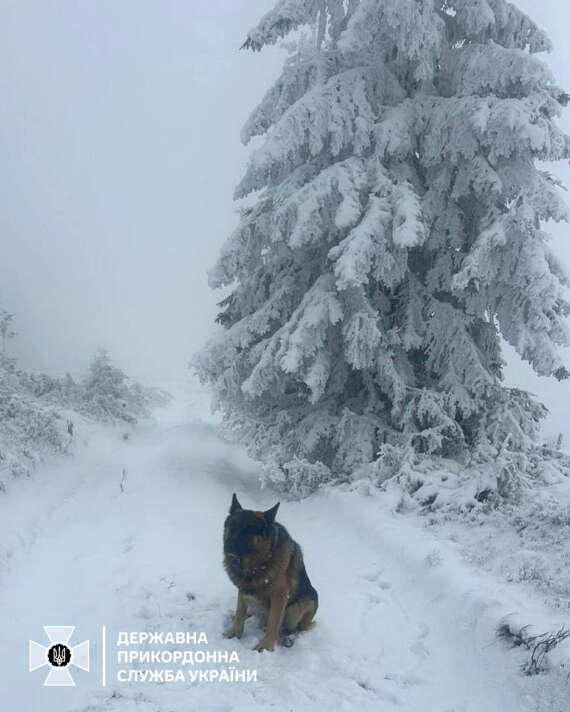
[194,0,570,495]
[82,349,138,423]
[0,309,16,354]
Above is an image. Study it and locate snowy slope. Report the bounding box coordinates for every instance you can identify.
[0,380,568,712]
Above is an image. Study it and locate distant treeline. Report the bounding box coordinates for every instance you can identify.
[0,347,170,482]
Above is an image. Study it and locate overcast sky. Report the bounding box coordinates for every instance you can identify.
[0,0,282,381]
[1,1,569,435]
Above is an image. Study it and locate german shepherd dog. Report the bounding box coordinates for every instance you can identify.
[223,494,318,652]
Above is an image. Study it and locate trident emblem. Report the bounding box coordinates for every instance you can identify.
[29,626,89,686]
[52,645,68,666]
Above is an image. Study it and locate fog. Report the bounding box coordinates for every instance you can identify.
[0,0,281,381]
[1,0,569,436]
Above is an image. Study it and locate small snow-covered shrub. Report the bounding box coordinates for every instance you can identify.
[262,456,332,498]
[0,367,70,481]
[498,623,570,675]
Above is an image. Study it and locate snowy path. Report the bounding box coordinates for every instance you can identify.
[0,385,566,711]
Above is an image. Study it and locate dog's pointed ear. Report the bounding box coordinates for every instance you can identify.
[230,493,242,514]
[263,501,280,525]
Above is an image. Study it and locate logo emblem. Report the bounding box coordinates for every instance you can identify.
[29,626,89,686]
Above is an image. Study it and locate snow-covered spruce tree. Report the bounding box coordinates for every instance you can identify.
[194,0,570,497]
[79,349,170,424]
[0,309,16,354]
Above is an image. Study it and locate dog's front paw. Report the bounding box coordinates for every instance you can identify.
[253,636,275,652]
[223,625,243,639]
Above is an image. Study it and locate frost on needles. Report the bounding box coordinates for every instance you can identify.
[194,0,570,498]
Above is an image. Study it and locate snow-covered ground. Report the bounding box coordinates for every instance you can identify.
[0,379,568,711]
